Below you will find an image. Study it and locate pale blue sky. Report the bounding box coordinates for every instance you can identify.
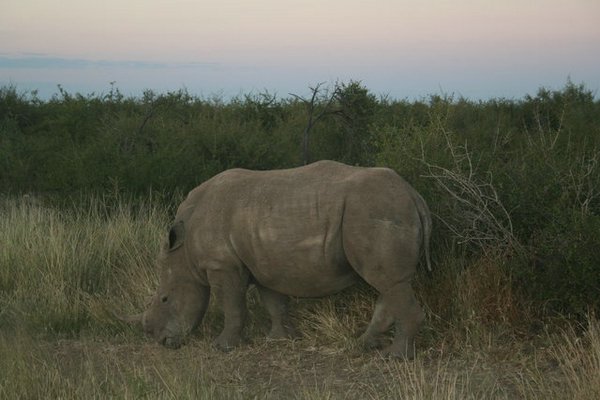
[1,0,599,100]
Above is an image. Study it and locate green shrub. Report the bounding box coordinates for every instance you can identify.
[1,81,599,315]
[518,212,600,314]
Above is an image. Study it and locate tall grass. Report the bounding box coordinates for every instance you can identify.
[0,195,168,336]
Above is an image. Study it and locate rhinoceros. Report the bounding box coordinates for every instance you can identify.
[122,160,431,359]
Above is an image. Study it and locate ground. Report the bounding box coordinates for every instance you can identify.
[4,294,596,400]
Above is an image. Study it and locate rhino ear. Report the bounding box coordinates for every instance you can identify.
[168,221,185,251]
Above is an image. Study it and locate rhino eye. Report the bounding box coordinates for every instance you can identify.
[161,295,168,303]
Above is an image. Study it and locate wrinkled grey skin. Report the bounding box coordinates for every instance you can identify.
[135,160,431,359]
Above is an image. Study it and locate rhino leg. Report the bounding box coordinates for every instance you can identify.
[381,282,424,359]
[358,294,394,350]
[257,285,298,339]
[207,268,250,351]
[357,282,424,359]
[343,217,425,359]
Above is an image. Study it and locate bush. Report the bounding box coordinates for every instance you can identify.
[1,81,599,315]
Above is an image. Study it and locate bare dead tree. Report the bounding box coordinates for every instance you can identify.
[133,91,177,153]
[290,82,341,165]
[138,90,162,138]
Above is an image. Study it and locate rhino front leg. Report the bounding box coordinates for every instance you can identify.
[256,285,298,339]
[207,268,250,351]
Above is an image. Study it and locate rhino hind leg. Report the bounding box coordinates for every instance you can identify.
[257,285,299,339]
[358,294,395,350]
[380,282,424,359]
[343,219,425,359]
[356,282,424,359]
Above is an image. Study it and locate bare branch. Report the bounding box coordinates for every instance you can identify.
[420,143,521,254]
[290,82,340,165]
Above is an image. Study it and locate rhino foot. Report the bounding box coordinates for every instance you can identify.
[213,334,243,352]
[162,336,183,349]
[267,323,300,340]
[380,343,416,360]
[357,332,386,351]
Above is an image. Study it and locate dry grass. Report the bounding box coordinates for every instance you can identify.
[1,196,599,399]
[2,318,599,399]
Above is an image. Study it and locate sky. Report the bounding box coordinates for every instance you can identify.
[1,0,599,100]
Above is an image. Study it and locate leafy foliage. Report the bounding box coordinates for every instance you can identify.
[1,81,599,315]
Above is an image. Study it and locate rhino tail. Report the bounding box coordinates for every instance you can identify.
[413,191,432,272]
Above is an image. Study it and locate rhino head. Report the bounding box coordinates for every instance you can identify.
[121,221,210,349]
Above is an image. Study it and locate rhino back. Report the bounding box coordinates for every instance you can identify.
[182,161,420,297]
